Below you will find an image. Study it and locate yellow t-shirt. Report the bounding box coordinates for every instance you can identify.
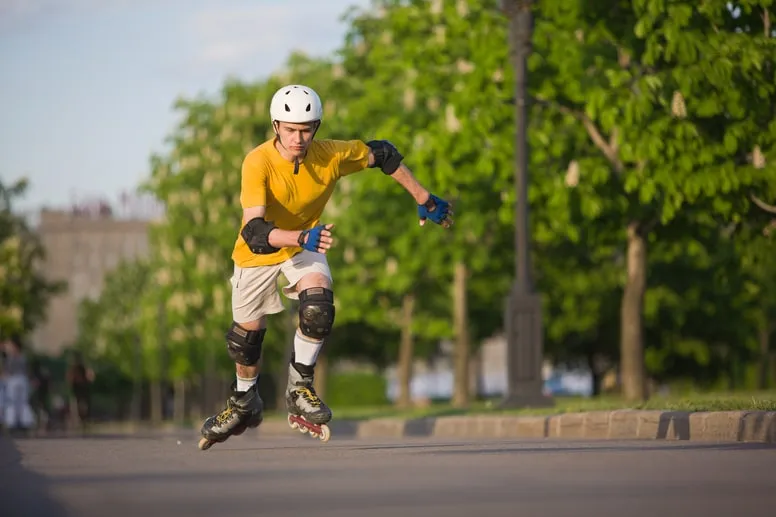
[231,138,371,267]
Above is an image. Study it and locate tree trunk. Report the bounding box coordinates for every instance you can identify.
[452,262,470,408]
[727,346,737,391]
[620,222,647,401]
[149,380,163,426]
[313,349,329,400]
[758,316,772,390]
[771,352,776,391]
[156,301,168,421]
[396,294,415,409]
[586,352,602,397]
[276,299,297,411]
[469,351,481,399]
[204,335,215,415]
[131,334,143,421]
[173,378,186,424]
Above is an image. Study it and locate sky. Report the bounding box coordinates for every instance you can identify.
[0,0,372,214]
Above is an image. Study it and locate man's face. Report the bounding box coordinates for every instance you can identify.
[276,121,317,157]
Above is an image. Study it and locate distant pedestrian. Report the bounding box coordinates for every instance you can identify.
[1,336,36,431]
[66,352,94,428]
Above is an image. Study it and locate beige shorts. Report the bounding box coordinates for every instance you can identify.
[230,250,332,323]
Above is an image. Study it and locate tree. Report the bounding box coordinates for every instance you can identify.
[329,0,517,407]
[530,0,776,400]
[74,258,150,419]
[735,207,776,389]
[0,178,64,339]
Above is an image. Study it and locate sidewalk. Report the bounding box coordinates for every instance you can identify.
[258,410,776,443]
[80,409,776,443]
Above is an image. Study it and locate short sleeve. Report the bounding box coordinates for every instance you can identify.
[336,140,371,177]
[240,152,268,208]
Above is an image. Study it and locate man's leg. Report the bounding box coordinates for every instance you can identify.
[280,252,336,426]
[200,318,268,447]
[291,272,332,371]
[199,264,284,448]
[229,317,265,394]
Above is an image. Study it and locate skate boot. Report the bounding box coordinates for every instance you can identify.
[198,381,263,451]
[285,362,332,442]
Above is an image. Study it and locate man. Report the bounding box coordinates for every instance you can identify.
[198,84,453,449]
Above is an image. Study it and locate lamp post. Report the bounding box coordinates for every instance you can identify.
[500,0,553,408]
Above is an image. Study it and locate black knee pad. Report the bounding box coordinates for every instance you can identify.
[298,287,335,339]
[225,322,265,366]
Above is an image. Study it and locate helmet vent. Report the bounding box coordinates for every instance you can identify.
[284,104,291,112]
[305,104,311,112]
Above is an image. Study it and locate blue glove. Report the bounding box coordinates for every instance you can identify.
[418,193,453,228]
[298,224,327,252]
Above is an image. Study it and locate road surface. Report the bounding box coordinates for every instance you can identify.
[2,429,775,517]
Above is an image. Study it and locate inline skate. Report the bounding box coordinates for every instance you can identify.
[198,381,263,450]
[285,362,332,442]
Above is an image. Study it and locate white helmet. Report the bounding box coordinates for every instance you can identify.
[269,84,323,124]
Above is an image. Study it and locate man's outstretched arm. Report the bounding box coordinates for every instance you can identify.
[366,140,454,228]
[387,163,429,205]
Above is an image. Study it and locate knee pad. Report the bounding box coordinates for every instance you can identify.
[225,322,265,366]
[298,287,335,339]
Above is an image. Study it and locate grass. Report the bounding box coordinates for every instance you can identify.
[262,390,776,421]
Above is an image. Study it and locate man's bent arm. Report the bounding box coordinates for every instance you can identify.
[243,206,302,249]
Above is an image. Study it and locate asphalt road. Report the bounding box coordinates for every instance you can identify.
[2,429,775,517]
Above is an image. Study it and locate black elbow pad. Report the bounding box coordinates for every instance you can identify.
[366,139,404,175]
[241,217,281,254]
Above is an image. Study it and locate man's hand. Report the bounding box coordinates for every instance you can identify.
[298,223,335,254]
[418,194,454,228]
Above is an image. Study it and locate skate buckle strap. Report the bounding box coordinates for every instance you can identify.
[297,387,321,407]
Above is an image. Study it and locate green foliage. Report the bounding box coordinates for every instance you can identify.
[68,1,776,402]
[328,0,516,352]
[529,0,776,384]
[0,178,65,339]
[74,259,150,379]
[642,226,757,385]
[326,371,389,407]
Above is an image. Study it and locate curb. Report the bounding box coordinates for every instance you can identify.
[255,410,776,443]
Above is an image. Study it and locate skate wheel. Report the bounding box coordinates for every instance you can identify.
[287,414,299,430]
[319,424,331,443]
[310,432,319,438]
[198,437,214,451]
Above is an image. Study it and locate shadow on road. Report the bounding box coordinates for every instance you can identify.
[350,440,776,454]
[18,432,166,441]
[0,436,72,517]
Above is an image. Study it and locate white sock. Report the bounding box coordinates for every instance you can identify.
[236,375,258,392]
[293,330,324,366]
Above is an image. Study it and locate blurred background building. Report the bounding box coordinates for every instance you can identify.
[29,192,162,356]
